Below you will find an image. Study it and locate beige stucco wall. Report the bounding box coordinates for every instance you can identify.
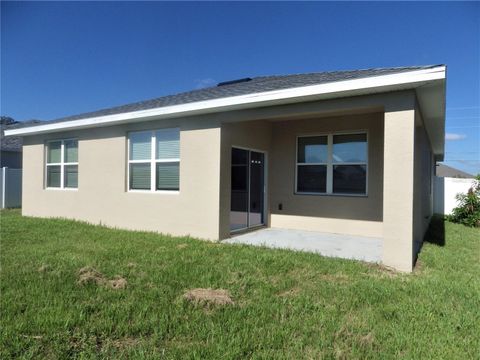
[413,107,434,257]
[218,112,385,239]
[382,93,419,272]
[268,113,384,238]
[382,96,435,272]
[20,90,431,272]
[22,117,222,240]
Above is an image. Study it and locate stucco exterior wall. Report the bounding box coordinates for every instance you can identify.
[382,93,417,272]
[20,91,429,272]
[22,117,222,240]
[413,107,434,257]
[269,113,384,238]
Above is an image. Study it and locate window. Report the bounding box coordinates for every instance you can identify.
[46,139,78,189]
[296,132,367,195]
[128,128,180,192]
[297,136,328,193]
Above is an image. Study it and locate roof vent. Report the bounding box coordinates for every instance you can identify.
[217,77,252,87]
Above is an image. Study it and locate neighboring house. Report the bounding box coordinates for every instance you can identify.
[1,119,42,208]
[5,65,447,272]
[436,163,474,178]
[1,124,22,168]
[1,119,43,168]
[433,164,475,215]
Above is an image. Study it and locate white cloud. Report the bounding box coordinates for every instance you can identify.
[445,133,467,141]
[194,78,216,89]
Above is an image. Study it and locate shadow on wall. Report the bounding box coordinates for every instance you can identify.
[423,215,446,247]
[433,177,445,214]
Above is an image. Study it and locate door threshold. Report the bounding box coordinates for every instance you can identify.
[230,224,266,237]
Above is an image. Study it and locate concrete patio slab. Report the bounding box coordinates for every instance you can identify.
[224,227,383,263]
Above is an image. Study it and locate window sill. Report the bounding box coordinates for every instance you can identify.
[45,187,78,191]
[295,192,368,198]
[128,190,180,195]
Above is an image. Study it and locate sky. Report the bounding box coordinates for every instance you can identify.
[1,1,479,174]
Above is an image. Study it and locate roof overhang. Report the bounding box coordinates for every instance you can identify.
[5,66,446,155]
[415,75,446,159]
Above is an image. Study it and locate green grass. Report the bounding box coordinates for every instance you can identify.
[1,210,479,359]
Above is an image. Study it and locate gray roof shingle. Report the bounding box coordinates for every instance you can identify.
[1,120,43,151]
[436,164,474,178]
[17,65,443,127]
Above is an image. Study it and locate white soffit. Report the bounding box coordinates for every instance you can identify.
[5,66,446,137]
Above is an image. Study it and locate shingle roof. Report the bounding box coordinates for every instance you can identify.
[44,65,439,124]
[436,164,474,179]
[1,120,42,151]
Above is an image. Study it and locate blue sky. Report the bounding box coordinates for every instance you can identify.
[1,1,479,174]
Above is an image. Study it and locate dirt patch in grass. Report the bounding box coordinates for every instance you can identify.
[176,244,188,249]
[183,288,234,306]
[110,337,140,349]
[108,276,127,289]
[126,262,137,268]
[319,273,350,283]
[277,287,301,297]
[77,267,106,285]
[334,313,376,358]
[77,267,127,290]
[364,263,401,278]
[359,332,375,346]
[413,259,427,275]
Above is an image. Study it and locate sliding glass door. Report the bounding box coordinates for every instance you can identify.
[230,148,265,232]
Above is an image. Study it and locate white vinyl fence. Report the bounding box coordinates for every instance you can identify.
[0,167,22,209]
[433,176,475,215]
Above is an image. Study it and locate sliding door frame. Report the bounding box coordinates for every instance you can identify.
[230,146,268,233]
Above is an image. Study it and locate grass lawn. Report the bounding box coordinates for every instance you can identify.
[1,210,479,359]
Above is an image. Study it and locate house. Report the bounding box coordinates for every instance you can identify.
[433,163,475,215]
[436,163,474,178]
[4,65,447,272]
[1,118,43,168]
[1,118,43,208]
[1,118,23,168]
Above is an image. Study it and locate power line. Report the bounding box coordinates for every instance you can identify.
[446,106,480,110]
[444,160,480,162]
[446,126,480,128]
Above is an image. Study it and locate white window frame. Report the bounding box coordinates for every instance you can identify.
[295,130,368,197]
[127,128,180,194]
[45,138,79,190]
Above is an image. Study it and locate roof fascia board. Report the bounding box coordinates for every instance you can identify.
[5,66,446,137]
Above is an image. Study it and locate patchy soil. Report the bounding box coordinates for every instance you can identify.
[108,276,127,289]
[359,332,375,346]
[77,267,105,286]
[176,244,188,249]
[77,267,127,290]
[364,263,401,278]
[334,313,376,358]
[183,288,234,306]
[413,259,426,274]
[319,273,350,283]
[110,337,140,349]
[126,262,137,268]
[277,287,301,297]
